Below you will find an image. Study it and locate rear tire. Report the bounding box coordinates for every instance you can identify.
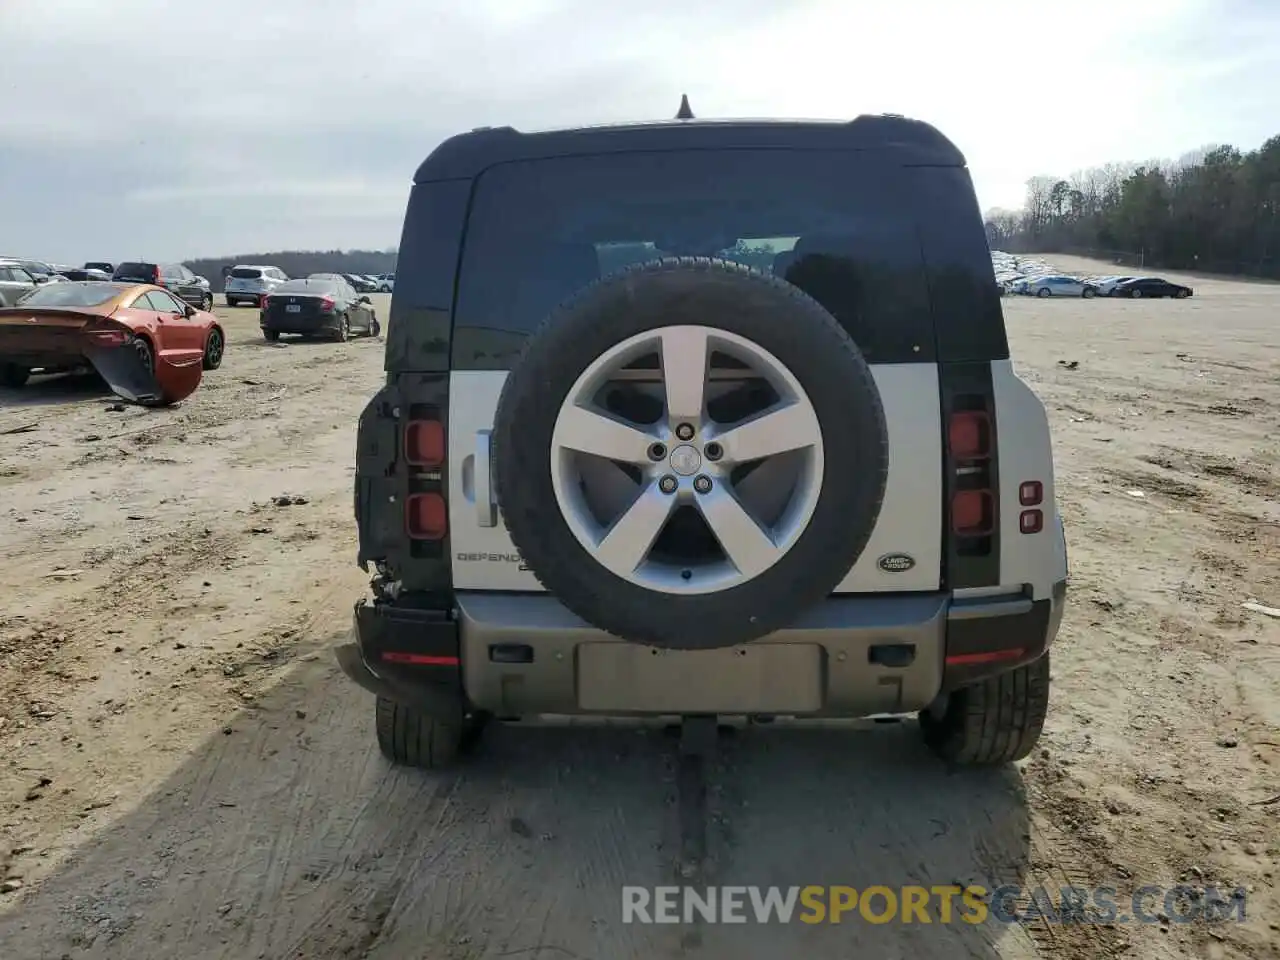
[226,296,239,307]
[1129,288,1142,299]
[368,314,380,337]
[0,364,30,388]
[133,336,155,375]
[336,313,350,342]
[918,653,1050,765]
[1081,286,1095,299]
[201,293,214,311]
[1036,287,1051,298]
[264,329,280,342]
[374,697,469,769]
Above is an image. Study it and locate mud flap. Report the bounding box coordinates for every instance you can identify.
[85,342,203,407]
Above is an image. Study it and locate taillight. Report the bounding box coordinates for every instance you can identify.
[260,294,269,310]
[405,419,444,467]
[1018,479,1044,534]
[948,410,990,460]
[952,489,994,535]
[319,296,335,312]
[84,319,131,347]
[942,387,998,578]
[406,493,447,540]
[152,265,162,285]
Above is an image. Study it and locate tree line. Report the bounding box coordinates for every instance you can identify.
[984,134,1280,278]
[184,249,397,291]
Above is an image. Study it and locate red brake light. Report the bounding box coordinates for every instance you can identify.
[84,319,130,347]
[406,493,447,540]
[948,411,990,460]
[951,490,993,536]
[405,419,445,467]
[319,295,335,312]
[152,266,162,284]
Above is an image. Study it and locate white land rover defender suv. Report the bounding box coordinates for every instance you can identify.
[338,108,1069,770]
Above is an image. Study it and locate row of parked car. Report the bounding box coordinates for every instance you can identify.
[990,253,1194,300]
[224,265,394,304]
[0,257,219,310]
[1000,273,1194,299]
[0,257,396,312]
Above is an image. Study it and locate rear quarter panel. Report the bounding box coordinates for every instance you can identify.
[990,359,1067,599]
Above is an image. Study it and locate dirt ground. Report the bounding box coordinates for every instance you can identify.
[0,266,1277,960]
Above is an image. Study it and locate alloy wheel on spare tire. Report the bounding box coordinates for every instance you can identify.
[492,257,889,650]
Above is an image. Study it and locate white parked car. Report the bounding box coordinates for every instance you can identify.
[1093,276,1143,296]
[376,273,395,293]
[225,264,289,307]
[1023,275,1097,298]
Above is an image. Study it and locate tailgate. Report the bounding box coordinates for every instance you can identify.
[445,367,942,593]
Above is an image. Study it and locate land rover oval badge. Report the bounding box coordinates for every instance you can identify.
[877,553,916,573]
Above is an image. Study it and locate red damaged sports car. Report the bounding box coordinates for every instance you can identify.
[0,281,223,405]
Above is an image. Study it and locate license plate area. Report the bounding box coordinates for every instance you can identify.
[576,642,823,714]
[286,304,301,313]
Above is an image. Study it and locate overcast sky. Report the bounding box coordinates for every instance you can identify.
[1,0,1277,263]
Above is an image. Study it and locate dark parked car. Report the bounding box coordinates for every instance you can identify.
[1112,277,1193,299]
[260,277,380,341]
[342,273,378,293]
[112,261,214,310]
[58,268,112,282]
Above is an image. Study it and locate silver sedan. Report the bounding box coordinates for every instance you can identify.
[1023,275,1097,298]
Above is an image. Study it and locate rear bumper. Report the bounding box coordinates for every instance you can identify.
[336,581,1067,719]
[260,314,342,335]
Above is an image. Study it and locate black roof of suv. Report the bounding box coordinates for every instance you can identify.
[413,114,966,182]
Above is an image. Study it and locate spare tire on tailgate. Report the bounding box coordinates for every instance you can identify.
[492,257,888,650]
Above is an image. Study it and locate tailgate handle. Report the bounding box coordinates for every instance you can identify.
[475,429,496,527]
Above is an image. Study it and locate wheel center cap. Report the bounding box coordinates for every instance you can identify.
[669,444,702,476]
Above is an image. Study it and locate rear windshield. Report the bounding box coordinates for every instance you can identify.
[275,279,337,295]
[19,282,128,307]
[231,267,264,279]
[113,262,156,280]
[453,149,942,364]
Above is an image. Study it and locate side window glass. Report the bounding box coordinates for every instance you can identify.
[154,291,183,312]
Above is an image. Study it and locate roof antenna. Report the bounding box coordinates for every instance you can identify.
[675,94,694,120]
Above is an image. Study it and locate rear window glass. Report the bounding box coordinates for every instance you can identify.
[20,282,128,307]
[453,149,937,364]
[113,262,156,280]
[231,267,264,279]
[275,279,337,294]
